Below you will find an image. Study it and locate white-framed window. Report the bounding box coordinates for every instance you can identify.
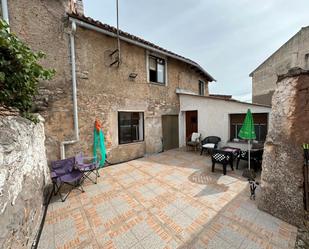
[118,112,144,144]
[198,80,205,96]
[148,54,166,85]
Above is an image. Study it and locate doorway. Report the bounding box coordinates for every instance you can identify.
[162,115,179,151]
[186,111,198,139]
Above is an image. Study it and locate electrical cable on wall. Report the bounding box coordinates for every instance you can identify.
[116,0,121,66]
[110,0,121,67]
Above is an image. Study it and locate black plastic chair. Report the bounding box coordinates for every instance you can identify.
[236,149,263,171]
[211,149,234,175]
[200,136,221,155]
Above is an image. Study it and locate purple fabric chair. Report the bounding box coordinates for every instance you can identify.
[75,153,100,184]
[51,157,84,202]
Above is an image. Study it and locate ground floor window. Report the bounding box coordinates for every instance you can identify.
[229,113,268,142]
[118,112,144,144]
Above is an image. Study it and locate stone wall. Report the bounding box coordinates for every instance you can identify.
[7,0,210,163]
[0,115,49,249]
[8,0,74,162]
[258,68,309,227]
[70,26,210,163]
[251,26,309,106]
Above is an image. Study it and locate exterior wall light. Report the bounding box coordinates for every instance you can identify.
[129,73,138,79]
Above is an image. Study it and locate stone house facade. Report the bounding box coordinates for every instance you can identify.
[6,0,214,163]
[250,26,309,106]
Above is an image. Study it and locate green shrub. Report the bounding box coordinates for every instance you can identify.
[0,20,55,122]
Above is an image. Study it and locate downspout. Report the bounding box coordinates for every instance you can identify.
[1,0,9,24]
[60,20,79,159]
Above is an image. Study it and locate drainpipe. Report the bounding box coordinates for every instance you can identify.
[1,0,9,24]
[60,20,79,159]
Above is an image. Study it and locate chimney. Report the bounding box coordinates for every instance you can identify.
[75,0,84,15]
[69,0,84,15]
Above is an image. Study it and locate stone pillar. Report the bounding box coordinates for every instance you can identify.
[258,68,309,227]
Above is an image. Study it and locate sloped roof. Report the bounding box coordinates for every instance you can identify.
[68,13,215,82]
[249,26,309,76]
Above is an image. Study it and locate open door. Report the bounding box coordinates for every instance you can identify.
[162,115,179,151]
[186,111,198,139]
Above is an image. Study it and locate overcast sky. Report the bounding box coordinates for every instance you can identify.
[83,0,309,102]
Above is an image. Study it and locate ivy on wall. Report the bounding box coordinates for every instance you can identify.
[0,20,55,122]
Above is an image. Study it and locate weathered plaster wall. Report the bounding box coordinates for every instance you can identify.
[251,27,309,106]
[0,116,49,249]
[179,94,271,147]
[65,26,209,163]
[7,0,210,163]
[7,0,74,162]
[258,69,309,227]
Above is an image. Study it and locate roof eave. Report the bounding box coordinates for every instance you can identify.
[68,14,216,82]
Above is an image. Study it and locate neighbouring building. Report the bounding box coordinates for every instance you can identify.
[250,26,309,106]
[177,92,271,150]
[5,0,271,164]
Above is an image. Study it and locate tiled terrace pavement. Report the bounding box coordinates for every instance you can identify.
[39,149,297,249]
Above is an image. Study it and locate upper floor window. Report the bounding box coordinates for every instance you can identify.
[198,80,205,96]
[149,55,166,85]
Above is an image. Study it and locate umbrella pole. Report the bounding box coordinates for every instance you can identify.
[248,140,251,170]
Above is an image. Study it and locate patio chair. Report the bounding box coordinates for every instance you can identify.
[211,149,234,175]
[186,132,201,151]
[75,152,100,184]
[200,136,221,155]
[236,149,263,171]
[51,157,84,202]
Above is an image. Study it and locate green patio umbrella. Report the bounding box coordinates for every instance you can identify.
[238,109,256,171]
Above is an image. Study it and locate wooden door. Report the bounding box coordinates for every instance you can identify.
[186,111,198,139]
[162,115,179,151]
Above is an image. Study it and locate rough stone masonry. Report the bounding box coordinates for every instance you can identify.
[259,68,309,227]
[0,115,49,249]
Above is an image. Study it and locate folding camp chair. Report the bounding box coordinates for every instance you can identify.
[75,152,100,184]
[51,157,84,202]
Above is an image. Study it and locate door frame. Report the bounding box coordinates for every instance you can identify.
[185,110,198,139]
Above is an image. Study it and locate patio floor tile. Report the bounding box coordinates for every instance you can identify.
[112,230,138,249]
[38,149,297,249]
